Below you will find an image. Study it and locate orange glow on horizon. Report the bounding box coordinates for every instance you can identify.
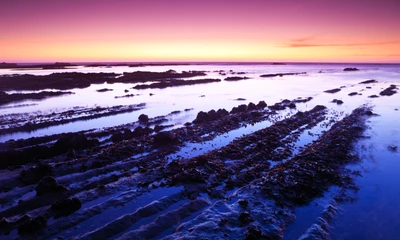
[1,0,400,63]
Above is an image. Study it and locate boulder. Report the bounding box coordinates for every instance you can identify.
[138,114,149,123]
[52,133,98,153]
[154,131,180,147]
[51,197,82,217]
[18,216,46,235]
[36,176,67,196]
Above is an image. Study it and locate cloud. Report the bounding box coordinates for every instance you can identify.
[280,38,400,48]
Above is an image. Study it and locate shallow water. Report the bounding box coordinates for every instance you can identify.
[0,63,399,238]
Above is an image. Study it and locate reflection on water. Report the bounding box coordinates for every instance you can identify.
[0,63,399,238]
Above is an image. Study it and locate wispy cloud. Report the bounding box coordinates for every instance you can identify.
[280,38,400,48]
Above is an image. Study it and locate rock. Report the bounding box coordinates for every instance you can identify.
[247,102,257,111]
[224,76,249,81]
[19,162,54,184]
[324,88,341,94]
[154,132,180,147]
[96,88,113,92]
[193,111,209,124]
[238,199,249,208]
[216,108,229,117]
[348,92,358,96]
[52,133,98,153]
[36,176,67,196]
[344,68,359,71]
[332,99,344,105]
[368,95,379,98]
[359,79,377,84]
[149,93,154,96]
[124,89,129,93]
[288,103,296,109]
[256,101,267,109]
[235,98,246,101]
[239,212,254,225]
[207,110,218,120]
[111,132,124,143]
[380,85,397,96]
[231,104,247,114]
[18,216,46,235]
[388,145,398,152]
[366,86,372,89]
[138,114,149,123]
[245,225,262,240]
[51,197,82,217]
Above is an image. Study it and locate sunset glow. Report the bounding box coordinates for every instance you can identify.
[1,0,400,62]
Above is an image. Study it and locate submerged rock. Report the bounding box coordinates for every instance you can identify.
[344,67,359,71]
[324,88,341,94]
[359,79,377,84]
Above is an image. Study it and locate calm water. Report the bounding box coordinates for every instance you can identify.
[1,63,400,239]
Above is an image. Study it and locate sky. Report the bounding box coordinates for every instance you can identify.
[1,0,400,63]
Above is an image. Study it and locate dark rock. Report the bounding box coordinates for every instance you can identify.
[51,197,82,217]
[332,99,344,105]
[52,133,98,153]
[247,102,257,111]
[366,86,372,89]
[138,114,149,123]
[36,176,67,196]
[260,72,305,77]
[359,79,377,84]
[231,104,247,114]
[216,108,229,117]
[245,225,262,240]
[154,132,180,147]
[124,89,129,93]
[19,162,54,184]
[344,68,359,71]
[368,95,379,98]
[193,111,209,124]
[207,110,218,120]
[235,98,246,101]
[111,132,124,143]
[239,212,254,225]
[18,216,46,235]
[380,85,397,96]
[96,88,113,92]
[324,88,341,94]
[238,199,249,208]
[224,76,249,81]
[256,101,267,109]
[288,103,296,109]
[348,92,358,96]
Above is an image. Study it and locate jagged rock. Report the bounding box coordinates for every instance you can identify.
[36,176,67,196]
[247,102,257,111]
[193,111,209,123]
[19,162,54,184]
[256,101,267,109]
[154,132,180,147]
[18,216,46,235]
[51,197,82,217]
[239,212,254,225]
[245,225,262,240]
[52,133,98,153]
